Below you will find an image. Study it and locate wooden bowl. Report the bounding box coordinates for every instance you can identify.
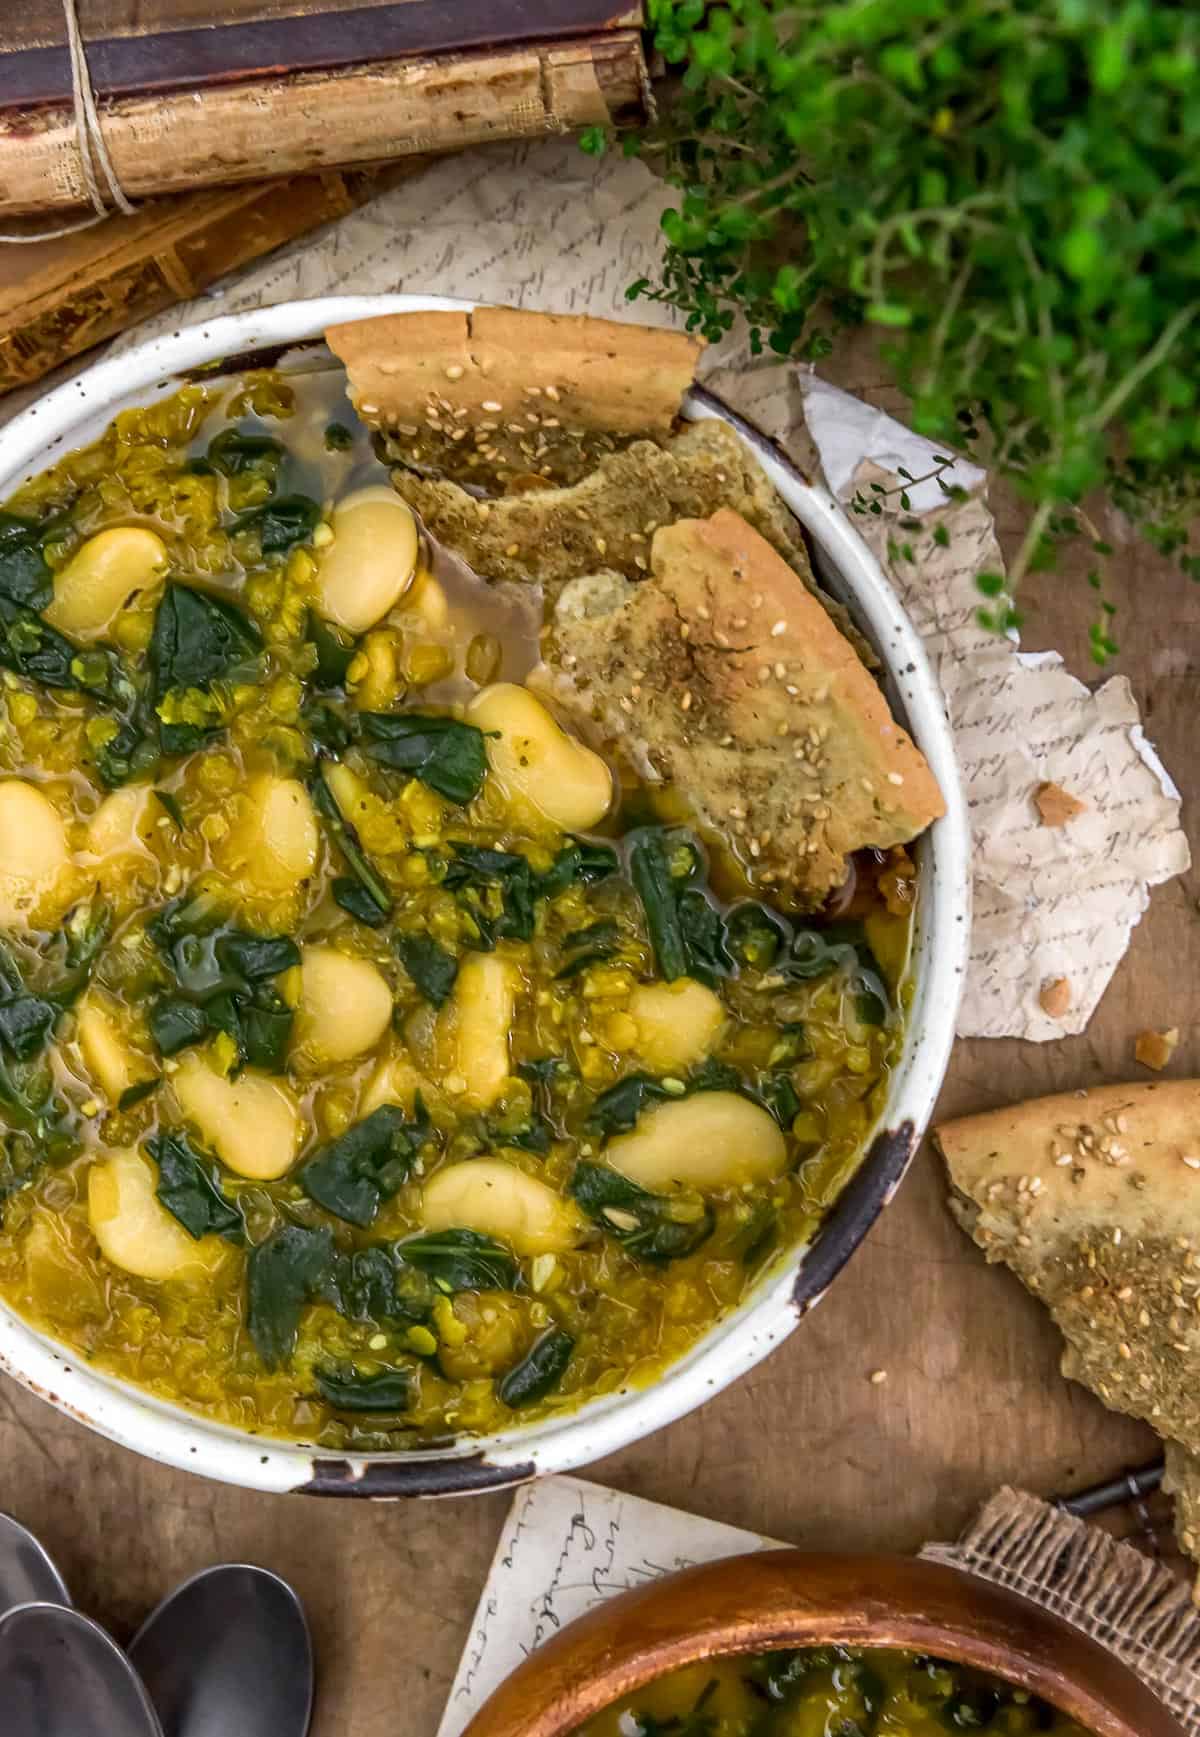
[461,1550,1183,1737]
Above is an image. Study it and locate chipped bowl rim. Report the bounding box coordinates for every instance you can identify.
[0,296,970,1495]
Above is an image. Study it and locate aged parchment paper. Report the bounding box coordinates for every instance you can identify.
[109,136,1189,1039]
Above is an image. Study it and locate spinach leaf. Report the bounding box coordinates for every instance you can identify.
[569,1161,713,1264]
[247,1224,334,1369]
[0,993,57,1062]
[324,422,354,452]
[117,1077,159,1112]
[215,932,300,981]
[0,595,103,691]
[302,699,356,755]
[332,878,390,927]
[306,612,357,689]
[757,1072,802,1130]
[0,512,52,610]
[360,712,489,805]
[153,788,185,830]
[0,903,110,1063]
[300,1102,432,1228]
[535,839,619,901]
[149,1130,245,1244]
[497,1327,574,1408]
[489,1107,553,1155]
[675,888,730,987]
[206,428,284,482]
[556,918,621,980]
[149,584,261,699]
[629,829,691,982]
[397,1228,519,1293]
[319,1246,406,1324]
[148,998,210,1056]
[585,1073,672,1135]
[310,767,392,923]
[234,493,321,554]
[223,982,293,1072]
[313,1365,410,1413]
[395,933,458,1008]
[442,844,535,947]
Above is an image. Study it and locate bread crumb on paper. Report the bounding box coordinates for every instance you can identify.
[1135,1027,1179,1071]
[1038,977,1072,1019]
[1034,781,1088,827]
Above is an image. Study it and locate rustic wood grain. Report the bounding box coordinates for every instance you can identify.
[0,328,1193,1736]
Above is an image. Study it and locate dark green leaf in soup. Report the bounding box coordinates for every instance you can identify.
[569,1161,713,1263]
[319,1246,406,1324]
[535,838,619,901]
[395,932,458,1008]
[153,788,185,830]
[300,1102,432,1228]
[360,712,489,805]
[585,1073,671,1136]
[0,992,56,1063]
[332,878,390,928]
[324,421,354,452]
[306,611,357,689]
[149,1130,245,1244]
[757,1071,802,1130]
[313,1365,411,1413]
[724,902,787,971]
[149,585,261,698]
[675,888,730,987]
[0,512,52,610]
[221,982,293,1072]
[302,698,356,755]
[246,1224,334,1369]
[396,1228,519,1293]
[234,493,321,554]
[148,997,210,1057]
[206,428,284,483]
[310,767,392,923]
[117,1077,159,1112]
[214,932,300,982]
[629,828,728,985]
[497,1326,574,1408]
[442,844,535,947]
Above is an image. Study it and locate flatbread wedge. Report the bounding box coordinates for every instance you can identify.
[937,1081,1200,1567]
[325,306,703,490]
[534,506,944,908]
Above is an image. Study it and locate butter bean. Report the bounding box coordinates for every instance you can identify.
[223,775,318,895]
[45,527,167,641]
[171,1052,301,1181]
[292,944,393,1065]
[88,1148,226,1281]
[467,683,611,832]
[627,979,726,1074]
[315,485,418,633]
[421,1159,580,1255]
[0,780,74,927]
[605,1091,786,1192]
[440,952,518,1110]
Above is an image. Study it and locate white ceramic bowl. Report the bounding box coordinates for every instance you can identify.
[0,297,970,1494]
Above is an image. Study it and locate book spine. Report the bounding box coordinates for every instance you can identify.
[0,36,648,218]
[0,169,404,390]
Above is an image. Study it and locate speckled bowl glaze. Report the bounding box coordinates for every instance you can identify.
[0,297,970,1494]
[460,1552,1183,1737]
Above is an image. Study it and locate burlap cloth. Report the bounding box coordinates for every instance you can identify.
[922,1488,1200,1732]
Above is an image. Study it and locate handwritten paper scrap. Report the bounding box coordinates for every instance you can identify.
[799,377,1190,1041]
[105,133,1190,1040]
[436,1475,781,1737]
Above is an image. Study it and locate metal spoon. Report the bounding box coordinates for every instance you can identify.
[129,1563,313,1737]
[0,1601,163,1736]
[0,1513,71,1614]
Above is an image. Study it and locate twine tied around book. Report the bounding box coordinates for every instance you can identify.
[0,0,137,246]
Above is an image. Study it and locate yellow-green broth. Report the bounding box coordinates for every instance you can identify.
[0,368,913,1449]
[573,1647,1091,1737]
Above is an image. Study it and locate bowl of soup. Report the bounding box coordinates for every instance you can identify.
[0,297,968,1493]
[458,1551,1181,1737]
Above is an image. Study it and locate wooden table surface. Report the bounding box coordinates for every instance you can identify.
[0,334,1195,1737]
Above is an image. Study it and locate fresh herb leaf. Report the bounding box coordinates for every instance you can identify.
[206,428,284,483]
[497,1326,574,1408]
[300,1102,432,1228]
[246,1224,334,1369]
[149,1130,245,1244]
[360,712,489,805]
[310,767,393,922]
[395,932,459,1007]
[569,1161,713,1263]
[324,422,355,452]
[313,1365,411,1413]
[396,1228,519,1293]
[117,1077,159,1112]
[153,788,185,830]
[234,493,321,554]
